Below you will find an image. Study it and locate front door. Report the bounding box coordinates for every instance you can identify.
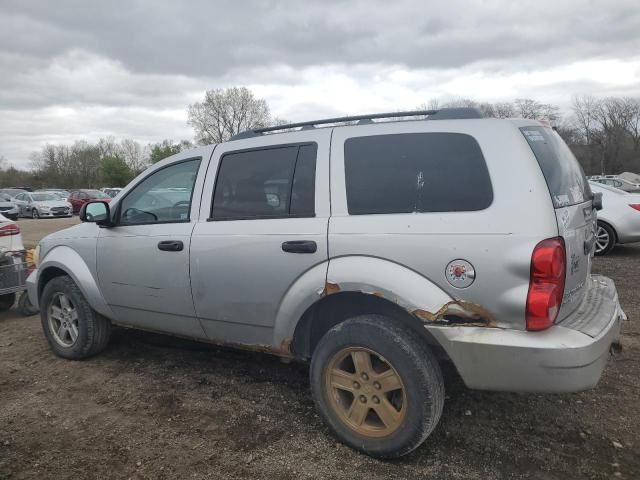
[190,131,331,346]
[96,151,210,338]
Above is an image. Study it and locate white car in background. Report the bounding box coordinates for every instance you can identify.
[0,213,26,310]
[590,181,640,255]
[13,192,73,218]
[0,193,19,220]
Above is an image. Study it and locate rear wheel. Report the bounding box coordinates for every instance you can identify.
[40,275,111,359]
[595,221,616,256]
[310,315,444,458]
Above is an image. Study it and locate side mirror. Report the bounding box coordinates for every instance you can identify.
[592,192,603,211]
[80,201,112,226]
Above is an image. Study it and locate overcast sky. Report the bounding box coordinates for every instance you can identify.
[1,0,639,168]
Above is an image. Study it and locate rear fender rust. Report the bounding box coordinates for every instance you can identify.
[320,281,341,297]
[413,301,497,327]
[320,280,495,328]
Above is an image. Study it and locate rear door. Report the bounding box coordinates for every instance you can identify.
[521,126,593,320]
[190,130,330,346]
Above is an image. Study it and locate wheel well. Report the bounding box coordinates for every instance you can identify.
[38,267,68,298]
[597,219,618,242]
[291,292,446,360]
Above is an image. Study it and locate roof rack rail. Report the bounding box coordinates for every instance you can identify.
[229,107,483,140]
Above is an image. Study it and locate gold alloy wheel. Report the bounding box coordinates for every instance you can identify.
[324,347,407,438]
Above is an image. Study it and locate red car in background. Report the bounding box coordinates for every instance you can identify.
[68,189,112,214]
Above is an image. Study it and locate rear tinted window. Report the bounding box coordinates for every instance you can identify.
[520,126,590,208]
[212,143,316,220]
[344,133,493,215]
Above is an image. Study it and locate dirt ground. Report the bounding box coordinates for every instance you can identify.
[0,229,638,479]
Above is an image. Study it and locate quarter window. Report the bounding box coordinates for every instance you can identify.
[119,159,201,225]
[212,143,317,220]
[344,133,493,215]
[520,126,590,208]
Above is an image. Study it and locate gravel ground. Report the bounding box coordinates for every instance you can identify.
[0,240,638,479]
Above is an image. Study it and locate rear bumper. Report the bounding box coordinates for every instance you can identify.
[427,275,625,393]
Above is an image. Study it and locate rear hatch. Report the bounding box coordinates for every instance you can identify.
[521,126,594,321]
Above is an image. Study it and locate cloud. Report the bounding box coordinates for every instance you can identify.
[0,0,639,168]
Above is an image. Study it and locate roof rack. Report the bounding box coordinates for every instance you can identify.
[229,107,483,140]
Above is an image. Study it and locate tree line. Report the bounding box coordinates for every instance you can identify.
[1,87,639,189]
[0,138,194,189]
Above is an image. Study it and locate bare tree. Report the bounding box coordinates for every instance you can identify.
[624,97,640,152]
[514,98,560,122]
[120,139,147,174]
[592,97,634,173]
[187,87,271,144]
[571,95,599,145]
[493,102,516,118]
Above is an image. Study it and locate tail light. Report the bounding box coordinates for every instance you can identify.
[526,237,566,331]
[629,204,640,212]
[0,223,20,237]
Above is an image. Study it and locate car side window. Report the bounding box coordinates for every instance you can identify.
[212,143,317,221]
[344,133,492,214]
[119,159,201,225]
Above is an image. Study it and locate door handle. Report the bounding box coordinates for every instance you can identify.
[282,240,317,254]
[158,240,184,252]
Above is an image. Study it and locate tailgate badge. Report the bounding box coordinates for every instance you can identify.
[446,260,475,288]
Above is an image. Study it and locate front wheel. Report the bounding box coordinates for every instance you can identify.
[31,209,39,219]
[40,275,111,359]
[595,221,616,256]
[310,315,444,458]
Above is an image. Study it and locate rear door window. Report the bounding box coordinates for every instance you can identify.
[520,126,590,208]
[344,132,493,215]
[212,143,317,220]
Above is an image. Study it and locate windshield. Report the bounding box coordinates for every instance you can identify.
[32,193,57,201]
[521,126,591,208]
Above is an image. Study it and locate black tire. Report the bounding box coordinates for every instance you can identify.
[18,291,39,316]
[595,221,616,256]
[310,315,444,459]
[0,293,16,311]
[40,275,111,359]
[32,209,39,219]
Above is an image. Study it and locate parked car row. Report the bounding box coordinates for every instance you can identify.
[0,188,113,217]
[589,173,640,193]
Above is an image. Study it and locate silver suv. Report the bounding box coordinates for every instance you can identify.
[27,109,626,458]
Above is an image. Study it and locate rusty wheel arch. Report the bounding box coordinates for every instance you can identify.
[291,291,446,360]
